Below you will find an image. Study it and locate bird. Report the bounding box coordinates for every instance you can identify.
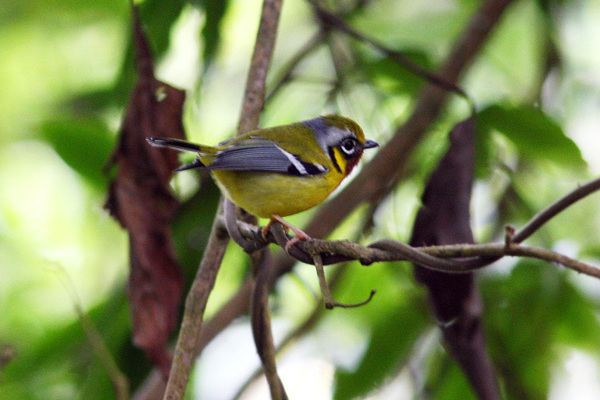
[147,115,378,248]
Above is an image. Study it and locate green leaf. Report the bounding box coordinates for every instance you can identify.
[198,0,230,67]
[138,0,187,57]
[552,275,600,352]
[477,104,586,168]
[334,289,429,400]
[359,49,431,96]
[481,262,566,399]
[172,177,221,277]
[40,117,114,190]
[0,290,134,400]
[425,354,478,400]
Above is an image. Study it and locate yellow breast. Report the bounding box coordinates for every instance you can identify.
[211,170,343,218]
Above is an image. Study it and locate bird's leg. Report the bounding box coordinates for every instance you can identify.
[262,215,311,251]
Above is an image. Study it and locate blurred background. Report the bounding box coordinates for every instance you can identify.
[1,0,600,399]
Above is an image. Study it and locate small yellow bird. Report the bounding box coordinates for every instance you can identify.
[148,115,378,245]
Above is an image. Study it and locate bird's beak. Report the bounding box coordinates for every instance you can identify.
[363,139,379,149]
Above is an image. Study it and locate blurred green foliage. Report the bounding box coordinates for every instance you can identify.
[2,0,600,399]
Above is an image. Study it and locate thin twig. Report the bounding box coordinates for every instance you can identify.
[292,238,600,278]
[54,265,130,400]
[309,250,376,309]
[233,266,346,399]
[513,177,600,243]
[265,30,325,103]
[226,177,600,280]
[311,1,473,107]
[310,240,600,277]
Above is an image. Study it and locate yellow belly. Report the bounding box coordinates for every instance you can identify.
[211,170,341,218]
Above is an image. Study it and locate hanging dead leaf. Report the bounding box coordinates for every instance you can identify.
[104,7,185,376]
[410,117,500,400]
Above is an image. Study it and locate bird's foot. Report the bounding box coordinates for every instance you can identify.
[262,215,311,251]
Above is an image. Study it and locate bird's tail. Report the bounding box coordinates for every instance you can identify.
[147,137,212,171]
[147,137,206,152]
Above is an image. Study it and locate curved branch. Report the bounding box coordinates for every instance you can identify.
[309,250,376,309]
[225,173,600,278]
[224,199,264,252]
[227,215,600,279]
[506,245,600,278]
[513,177,600,243]
[251,250,288,400]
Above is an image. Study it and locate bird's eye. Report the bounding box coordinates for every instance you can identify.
[340,138,358,155]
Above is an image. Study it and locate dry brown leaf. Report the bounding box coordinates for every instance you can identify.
[105,8,185,375]
[410,117,500,400]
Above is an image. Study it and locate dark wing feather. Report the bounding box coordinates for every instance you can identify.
[207,139,326,176]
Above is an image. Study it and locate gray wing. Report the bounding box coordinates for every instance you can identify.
[207,139,327,176]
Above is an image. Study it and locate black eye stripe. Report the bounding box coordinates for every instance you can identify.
[328,146,342,173]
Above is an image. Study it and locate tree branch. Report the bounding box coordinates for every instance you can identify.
[512,177,600,243]
[162,1,283,399]
[230,225,600,278]
[163,214,229,400]
[221,175,600,279]
[251,250,288,400]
